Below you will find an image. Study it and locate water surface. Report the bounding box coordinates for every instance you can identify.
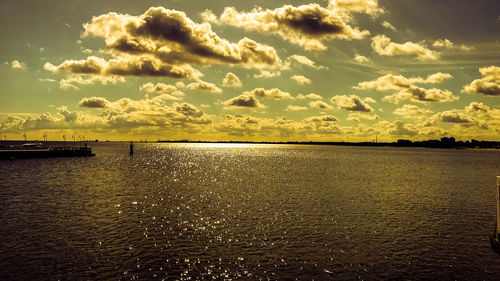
[1,143,499,280]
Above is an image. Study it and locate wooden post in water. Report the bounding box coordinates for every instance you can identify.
[129,141,134,156]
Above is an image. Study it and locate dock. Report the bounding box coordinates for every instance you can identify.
[0,146,95,159]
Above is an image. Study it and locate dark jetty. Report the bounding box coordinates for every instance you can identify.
[0,145,95,159]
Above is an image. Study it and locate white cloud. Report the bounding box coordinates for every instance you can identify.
[353,54,370,63]
[393,104,433,120]
[297,93,323,100]
[291,75,311,85]
[382,21,396,30]
[288,54,325,70]
[309,100,333,110]
[347,112,379,122]
[356,72,457,103]
[285,105,308,111]
[222,72,242,87]
[432,39,473,51]
[140,82,178,94]
[463,65,500,96]
[246,88,292,100]
[186,81,222,93]
[371,35,439,61]
[11,60,26,69]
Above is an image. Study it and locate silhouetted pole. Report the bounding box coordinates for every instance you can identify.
[129,141,134,156]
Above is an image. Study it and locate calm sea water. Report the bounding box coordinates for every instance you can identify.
[1,143,499,280]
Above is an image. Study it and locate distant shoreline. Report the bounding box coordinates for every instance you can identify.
[1,138,499,150]
[155,138,500,149]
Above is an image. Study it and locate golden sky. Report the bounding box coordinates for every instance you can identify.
[1,0,499,142]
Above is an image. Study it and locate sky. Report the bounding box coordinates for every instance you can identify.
[0,0,499,142]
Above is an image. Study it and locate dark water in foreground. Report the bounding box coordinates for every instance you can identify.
[1,143,499,280]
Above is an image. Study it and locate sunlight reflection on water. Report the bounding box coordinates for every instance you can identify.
[0,143,499,280]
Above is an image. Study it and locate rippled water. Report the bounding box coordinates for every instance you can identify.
[1,143,499,280]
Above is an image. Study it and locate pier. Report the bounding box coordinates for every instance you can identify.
[0,146,95,159]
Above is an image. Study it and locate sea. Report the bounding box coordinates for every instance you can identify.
[1,142,499,280]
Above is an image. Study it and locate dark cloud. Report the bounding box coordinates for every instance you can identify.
[204,3,372,50]
[331,95,373,112]
[83,7,280,68]
[390,121,418,136]
[440,112,472,123]
[223,94,263,108]
[79,97,110,108]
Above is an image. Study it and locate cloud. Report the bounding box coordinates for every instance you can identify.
[347,112,379,122]
[246,88,292,100]
[426,102,500,133]
[139,82,184,99]
[285,105,308,111]
[140,82,178,94]
[291,75,311,85]
[45,56,200,89]
[80,95,213,130]
[223,94,263,109]
[46,7,282,88]
[45,56,203,79]
[303,115,341,134]
[59,74,125,90]
[297,93,323,100]
[356,72,457,103]
[356,72,452,90]
[11,60,26,69]
[420,72,453,84]
[432,39,473,51]
[205,3,373,50]
[79,97,110,108]
[463,65,500,96]
[439,111,472,123]
[222,72,242,87]
[390,121,418,136]
[38,78,56,83]
[254,69,282,78]
[214,113,344,138]
[304,115,338,122]
[328,0,384,17]
[371,35,439,61]
[331,95,374,112]
[81,48,93,54]
[309,100,333,110]
[288,54,325,69]
[393,104,433,119]
[382,21,396,30]
[186,81,222,93]
[382,88,456,104]
[353,54,370,63]
[83,7,280,68]
[223,87,291,109]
